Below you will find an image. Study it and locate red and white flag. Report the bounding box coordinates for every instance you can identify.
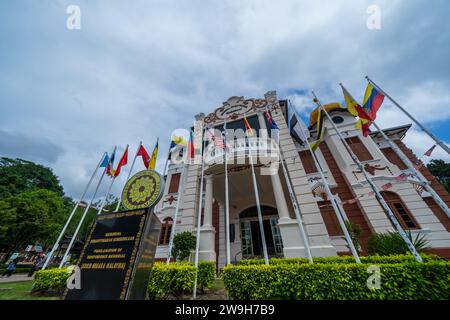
[206,129,225,149]
[424,144,436,157]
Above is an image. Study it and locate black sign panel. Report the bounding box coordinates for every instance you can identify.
[63,208,160,300]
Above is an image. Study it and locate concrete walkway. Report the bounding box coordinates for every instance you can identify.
[0,274,34,284]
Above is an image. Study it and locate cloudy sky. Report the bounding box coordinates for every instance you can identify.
[1,0,449,200]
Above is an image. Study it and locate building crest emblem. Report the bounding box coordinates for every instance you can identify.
[121,170,163,210]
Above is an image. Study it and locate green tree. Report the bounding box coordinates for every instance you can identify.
[0,190,71,256]
[0,157,64,199]
[172,232,196,261]
[427,159,450,193]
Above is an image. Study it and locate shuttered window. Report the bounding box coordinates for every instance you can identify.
[381,191,419,230]
[168,173,181,193]
[318,200,343,236]
[381,147,407,170]
[345,137,373,161]
[299,151,318,174]
[159,217,173,245]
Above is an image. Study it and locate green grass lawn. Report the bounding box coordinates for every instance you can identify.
[0,281,59,300]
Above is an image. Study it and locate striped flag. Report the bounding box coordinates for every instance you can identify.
[206,129,225,149]
[424,144,436,157]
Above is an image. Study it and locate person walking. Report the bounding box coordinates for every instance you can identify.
[28,254,45,277]
[2,257,19,277]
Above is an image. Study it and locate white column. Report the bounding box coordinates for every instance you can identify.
[203,175,213,227]
[257,112,291,221]
[198,174,216,261]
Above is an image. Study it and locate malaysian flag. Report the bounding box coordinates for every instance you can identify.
[206,129,225,149]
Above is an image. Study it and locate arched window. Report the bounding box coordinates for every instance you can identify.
[159,217,173,245]
[380,191,419,230]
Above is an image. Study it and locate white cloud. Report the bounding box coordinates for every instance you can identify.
[0,0,449,199]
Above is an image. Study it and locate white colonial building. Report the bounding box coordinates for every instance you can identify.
[154,91,450,269]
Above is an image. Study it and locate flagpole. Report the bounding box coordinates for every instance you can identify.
[313,91,423,262]
[114,142,141,212]
[42,152,106,270]
[294,105,361,262]
[340,83,450,218]
[97,176,116,215]
[166,142,189,265]
[246,118,270,265]
[365,76,450,155]
[223,118,231,266]
[59,146,117,268]
[193,123,207,299]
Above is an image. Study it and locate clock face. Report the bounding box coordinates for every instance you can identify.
[121,170,163,210]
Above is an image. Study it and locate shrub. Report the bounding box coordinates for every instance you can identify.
[367,231,431,256]
[147,261,216,299]
[33,268,69,293]
[222,261,450,300]
[238,254,438,266]
[197,261,215,291]
[172,232,196,261]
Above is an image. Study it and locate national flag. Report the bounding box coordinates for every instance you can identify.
[113,146,128,177]
[424,144,436,157]
[148,139,159,170]
[288,104,310,144]
[341,85,372,121]
[106,149,116,177]
[137,144,151,169]
[354,118,372,137]
[243,116,254,137]
[310,108,324,151]
[171,135,188,148]
[362,82,385,120]
[342,85,360,117]
[265,111,280,144]
[187,131,195,159]
[206,129,225,149]
[100,153,109,168]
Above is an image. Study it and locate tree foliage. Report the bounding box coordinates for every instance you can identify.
[427,159,450,193]
[172,232,196,261]
[0,157,64,199]
[0,189,71,252]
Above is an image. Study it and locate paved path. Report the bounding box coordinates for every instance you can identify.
[0,274,34,284]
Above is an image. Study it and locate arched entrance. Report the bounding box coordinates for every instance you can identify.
[239,206,283,258]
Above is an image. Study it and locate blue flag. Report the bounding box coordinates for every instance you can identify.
[100,153,109,168]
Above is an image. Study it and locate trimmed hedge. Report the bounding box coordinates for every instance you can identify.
[0,266,32,274]
[237,254,439,266]
[222,260,450,300]
[33,268,69,293]
[148,261,216,299]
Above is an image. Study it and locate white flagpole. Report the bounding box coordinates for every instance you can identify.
[114,142,141,212]
[98,144,128,215]
[193,123,207,299]
[340,83,450,218]
[166,141,189,264]
[366,76,450,155]
[295,107,361,262]
[313,91,423,262]
[42,152,106,270]
[223,118,231,266]
[59,146,117,268]
[246,122,270,265]
[268,104,313,263]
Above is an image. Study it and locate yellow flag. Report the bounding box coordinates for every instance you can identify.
[342,86,359,117]
[148,140,158,170]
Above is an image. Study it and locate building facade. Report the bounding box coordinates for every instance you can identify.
[154,91,450,269]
